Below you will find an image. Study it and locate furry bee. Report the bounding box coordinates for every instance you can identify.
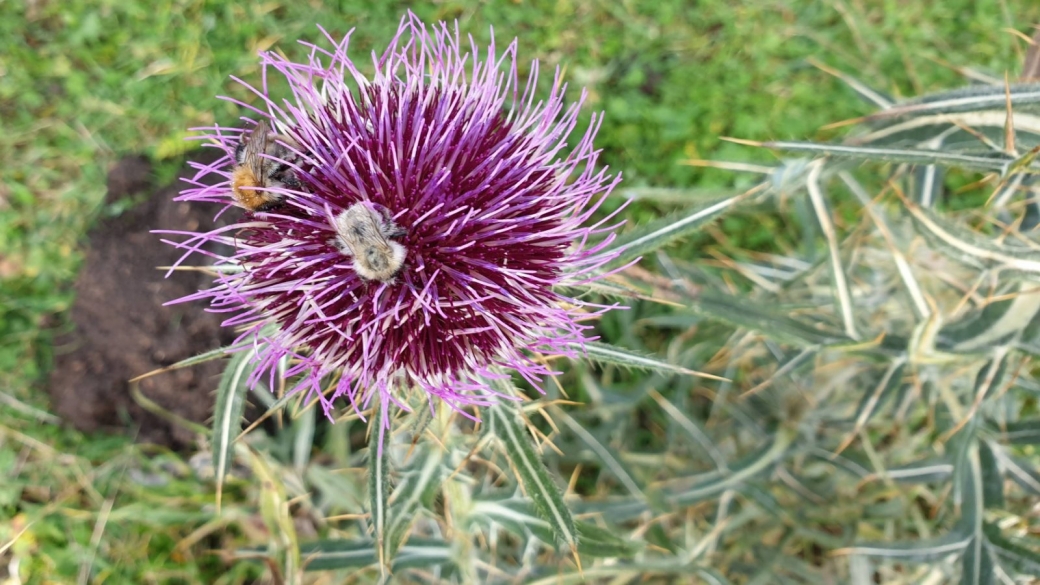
[331,203,407,283]
[230,119,304,212]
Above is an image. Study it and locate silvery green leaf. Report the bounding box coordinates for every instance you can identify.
[819,65,893,108]
[947,397,984,496]
[864,83,1040,120]
[1003,455,1040,495]
[983,522,1040,578]
[742,344,820,399]
[485,382,578,552]
[999,419,1040,444]
[606,193,748,267]
[1017,302,1040,355]
[248,448,300,579]
[554,408,644,498]
[400,537,451,574]
[841,171,931,320]
[740,483,787,519]
[293,538,452,572]
[471,496,553,543]
[305,465,363,511]
[576,341,721,380]
[292,405,315,473]
[977,440,1004,509]
[257,383,303,418]
[690,567,733,585]
[956,443,985,585]
[761,141,1018,172]
[619,186,739,204]
[406,401,435,445]
[677,290,849,347]
[840,530,971,562]
[914,164,944,207]
[667,428,794,505]
[813,448,871,479]
[385,443,443,558]
[525,563,733,585]
[129,344,231,383]
[367,400,392,571]
[573,521,640,558]
[768,158,815,193]
[947,358,1008,477]
[569,497,652,522]
[854,111,1040,151]
[650,389,728,469]
[840,359,906,451]
[473,496,639,558]
[937,285,1040,353]
[0,389,59,424]
[908,203,1040,277]
[299,539,374,570]
[805,160,858,339]
[1002,145,1040,178]
[960,536,994,585]
[211,349,256,508]
[555,279,658,304]
[990,172,1039,209]
[1023,197,1040,231]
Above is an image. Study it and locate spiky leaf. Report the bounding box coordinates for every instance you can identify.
[577,341,722,381]
[212,349,256,509]
[486,384,578,552]
[607,193,748,267]
[367,399,392,571]
[667,427,794,505]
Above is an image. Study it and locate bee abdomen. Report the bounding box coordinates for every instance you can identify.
[231,167,282,212]
[365,248,389,270]
[231,167,258,193]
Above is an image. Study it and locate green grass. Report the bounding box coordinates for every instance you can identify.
[2,0,1039,582]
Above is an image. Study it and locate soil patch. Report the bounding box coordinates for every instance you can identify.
[47,153,237,447]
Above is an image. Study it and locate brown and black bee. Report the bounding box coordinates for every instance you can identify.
[230,119,304,212]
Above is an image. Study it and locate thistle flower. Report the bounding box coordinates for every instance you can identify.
[167,12,625,423]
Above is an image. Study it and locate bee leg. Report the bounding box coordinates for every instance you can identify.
[282,177,302,190]
[377,207,407,238]
[278,172,305,192]
[328,237,352,256]
[253,199,284,213]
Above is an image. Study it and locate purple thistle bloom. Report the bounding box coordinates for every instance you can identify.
[166,12,626,423]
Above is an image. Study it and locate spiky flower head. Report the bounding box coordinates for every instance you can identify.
[169,12,625,422]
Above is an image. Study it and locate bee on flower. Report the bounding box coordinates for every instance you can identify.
[169,11,626,425]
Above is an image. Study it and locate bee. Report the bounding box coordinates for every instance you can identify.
[230,119,304,212]
[331,203,408,283]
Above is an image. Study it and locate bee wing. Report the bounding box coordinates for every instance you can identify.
[243,119,270,179]
[335,205,389,246]
[361,206,393,245]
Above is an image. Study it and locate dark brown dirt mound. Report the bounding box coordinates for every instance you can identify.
[48,153,236,447]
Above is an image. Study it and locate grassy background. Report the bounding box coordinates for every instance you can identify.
[2,0,1039,581]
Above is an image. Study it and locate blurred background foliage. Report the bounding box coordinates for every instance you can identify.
[3,0,1040,583]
